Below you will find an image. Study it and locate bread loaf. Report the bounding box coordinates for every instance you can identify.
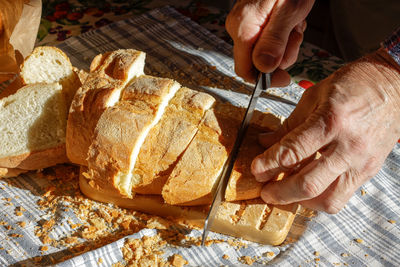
[69,48,298,245]
[66,49,145,166]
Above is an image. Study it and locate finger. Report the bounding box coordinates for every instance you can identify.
[252,1,314,73]
[253,90,323,182]
[279,20,306,70]
[258,79,321,149]
[260,146,349,205]
[233,42,257,82]
[270,68,291,87]
[299,168,364,214]
[227,1,277,82]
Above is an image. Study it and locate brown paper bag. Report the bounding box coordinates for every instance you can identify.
[0,0,42,84]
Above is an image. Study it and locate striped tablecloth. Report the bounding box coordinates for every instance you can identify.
[0,6,399,267]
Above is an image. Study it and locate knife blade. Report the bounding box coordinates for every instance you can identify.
[201,72,270,246]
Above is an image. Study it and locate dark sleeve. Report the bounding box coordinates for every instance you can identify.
[382,27,400,66]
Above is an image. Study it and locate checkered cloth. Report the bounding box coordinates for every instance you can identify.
[0,6,399,266]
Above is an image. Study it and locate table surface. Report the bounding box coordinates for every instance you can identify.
[0,1,399,266]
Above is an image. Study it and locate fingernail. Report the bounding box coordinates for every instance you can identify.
[258,54,277,70]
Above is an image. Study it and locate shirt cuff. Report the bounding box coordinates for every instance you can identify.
[382,27,400,66]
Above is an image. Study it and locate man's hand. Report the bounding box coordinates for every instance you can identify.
[251,49,400,213]
[226,0,314,84]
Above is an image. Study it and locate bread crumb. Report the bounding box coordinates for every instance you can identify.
[354,238,363,244]
[9,233,23,238]
[388,219,396,224]
[314,258,320,262]
[341,253,349,257]
[169,254,188,267]
[40,246,49,252]
[314,251,319,256]
[240,256,255,265]
[360,189,366,196]
[17,221,26,228]
[222,254,229,260]
[42,235,52,244]
[98,257,103,264]
[266,252,275,258]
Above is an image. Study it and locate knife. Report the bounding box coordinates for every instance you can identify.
[201,72,270,246]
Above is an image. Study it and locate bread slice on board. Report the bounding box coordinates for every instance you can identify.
[161,104,243,206]
[133,87,215,195]
[66,49,145,166]
[80,167,299,246]
[20,46,81,107]
[86,75,180,198]
[0,83,68,170]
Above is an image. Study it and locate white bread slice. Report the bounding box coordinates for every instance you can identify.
[133,87,216,195]
[161,104,243,206]
[20,46,81,107]
[0,83,68,170]
[79,168,299,245]
[86,75,180,198]
[66,49,145,166]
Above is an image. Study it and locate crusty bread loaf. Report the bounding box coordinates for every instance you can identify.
[0,83,68,170]
[86,75,180,198]
[66,49,145,166]
[161,104,242,206]
[80,167,299,245]
[20,46,81,107]
[134,87,216,195]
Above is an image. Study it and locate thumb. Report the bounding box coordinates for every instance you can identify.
[252,0,314,73]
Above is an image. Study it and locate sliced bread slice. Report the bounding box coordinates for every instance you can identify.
[20,46,81,107]
[224,112,285,201]
[86,75,180,198]
[161,103,243,206]
[66,49,145,166]
[0,83,68,170]
[133,87,215,195]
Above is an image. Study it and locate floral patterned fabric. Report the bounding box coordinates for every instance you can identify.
[38,0,344,87]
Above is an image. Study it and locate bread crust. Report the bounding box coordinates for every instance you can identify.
[66,49,145,166]
[0,144,68,170]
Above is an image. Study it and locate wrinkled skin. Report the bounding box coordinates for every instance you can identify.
[226,0,400,213]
